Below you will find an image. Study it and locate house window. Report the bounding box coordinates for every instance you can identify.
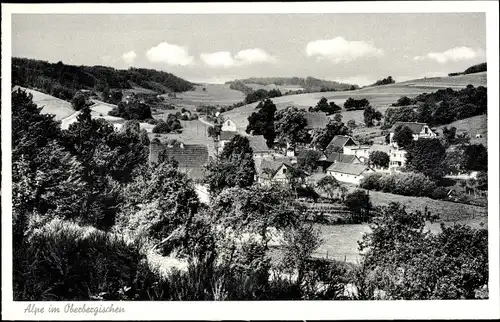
[424,127,428,134]
[283,168,287,174]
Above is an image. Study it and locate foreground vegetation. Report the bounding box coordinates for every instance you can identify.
[12,88,489,300]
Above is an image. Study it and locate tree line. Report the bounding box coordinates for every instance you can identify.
[12,57,194,101]
[385,85,487,128]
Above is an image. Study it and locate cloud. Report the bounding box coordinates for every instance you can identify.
[146,42,194,66]
[200,48,276,68]
[305,37,384,63]
[413,47,484,64]
[200,51,234,68]
[121,51,137,65]
[332,75,377,87]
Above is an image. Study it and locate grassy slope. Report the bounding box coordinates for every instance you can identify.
[14,86,75,120]
[436,114,487,146]
[161,84,245,109]
[221,73,487,132]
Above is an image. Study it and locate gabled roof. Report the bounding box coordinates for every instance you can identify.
[304,112,329,129]
[248,135,272,153]
[325,136,358,154]
[326,162,372,176]
[220,131,238,141]
[326,152,360,164]
[149,142,209,179]
[391,122,428,134]
[257,158,294,178]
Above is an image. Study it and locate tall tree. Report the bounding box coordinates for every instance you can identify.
[461,144,487,172]
[369,151,390,168]
[204,134,256,195]
[274,106,310,150]
[246,98,277,147]
[393,125,414,149]
[363,105,383,127]
[405,138,447,179]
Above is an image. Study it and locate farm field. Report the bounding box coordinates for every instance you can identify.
[221,73,487,131]
[13,86,74,120]
[161,84,245,109]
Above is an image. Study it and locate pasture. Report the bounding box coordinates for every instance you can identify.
[13,86,74,120]
[436,114,487,146]
[221,73,487,132]
[161,84,245,109]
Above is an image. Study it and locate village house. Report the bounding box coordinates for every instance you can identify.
[389,122,437,146]
[389,148,407,171]
[149,141,211,203]
[217,130,239,153]
[256,159,294,186]
[326,163,374,185]
[248,135,273,159]
[387,122,436,171]
[326,152,362,165]
[221,118,238,132]
[324,135,358,155]
[342,145,371,163]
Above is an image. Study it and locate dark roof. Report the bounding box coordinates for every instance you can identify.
[304,112,329,129]
[326,152,360,163]
[257,158,294,177]
[220,131,238,141]
[368,144,391,154]
[391,122,427,134]
[297,149,326,160]
[326,163,372,176]
[149,142,209,179]
[248,135,272,153]
[325,136,358,153]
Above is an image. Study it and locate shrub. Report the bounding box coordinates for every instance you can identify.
[361,172,440,199]
[13,218,147,301]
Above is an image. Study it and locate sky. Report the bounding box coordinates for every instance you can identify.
[11,13,486,86]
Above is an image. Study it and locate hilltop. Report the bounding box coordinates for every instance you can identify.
[226,76,358,93]
[448,62,487,76]
[12,57,194,101]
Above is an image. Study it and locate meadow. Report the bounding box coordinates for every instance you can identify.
[13,86,74,120]
[161,84,245,109]
[221,73,487,131]
[436,114,487,145]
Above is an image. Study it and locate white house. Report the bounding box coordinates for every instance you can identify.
[221,118,238,132]
[389,122,436,147]
[389,148,407,171]
[326,163,374,185]
[343,145,371,163]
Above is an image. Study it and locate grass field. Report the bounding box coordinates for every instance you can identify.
[221,73,487,132]
[161,84,245,110]
[436,114,487,146]
[14,86,75,120]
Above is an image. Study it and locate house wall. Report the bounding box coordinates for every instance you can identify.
[221,119,237,132]
[343,146,370,162]
[389,148,407,170]
[326,170,372,185]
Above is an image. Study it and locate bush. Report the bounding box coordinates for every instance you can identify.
[13,218,147,301]
[360,172,440,199]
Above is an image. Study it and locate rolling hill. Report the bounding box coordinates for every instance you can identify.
[221,73,487,132]
[12,57,194,101]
